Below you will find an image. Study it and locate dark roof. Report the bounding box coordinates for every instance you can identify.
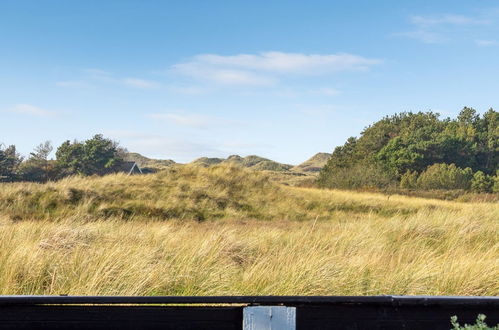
[119,161,143,175]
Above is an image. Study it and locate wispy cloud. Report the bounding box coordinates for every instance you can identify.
[9,104,56,117]
[475,39,497,46]
[148,113,214,128]
[395,12,494,44]
[308,87,340,96]
[105,130,221,162]
[168,86,209,95]
[172,52,381,86]
[394,30,444,44]
[57,69,161,90]
[56,80,92,88]
[294,104,348,115]
[84,68,112,77]
[147,112,238,129]
[410,14,489,27]
[122,78,160,89]
[183,52,380,73]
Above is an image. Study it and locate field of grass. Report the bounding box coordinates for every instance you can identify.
[0,164,497,296]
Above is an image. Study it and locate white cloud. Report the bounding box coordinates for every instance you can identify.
[396,13,493,44]
[309,87,340,96]
[475,39,497,46]
[410,14,489,27]
[56,80,91,88]
[122,78,160,89]
[148,113,213,128]
[394,30,444,44]
[10,104,56,117]
[84,68,112,77]
[207,69,276,85]
[295,104,345,115]
[172,52,381,86]
[173,64,275,86]
[168,86,208,95]
[105,130,220,162]
[59,69,161,90]
[187,52,380,74]
[147,112,238,129]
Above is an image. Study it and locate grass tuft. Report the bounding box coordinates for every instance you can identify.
[0,164,497,295]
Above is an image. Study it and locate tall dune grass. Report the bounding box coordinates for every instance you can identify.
[0,165,497,295]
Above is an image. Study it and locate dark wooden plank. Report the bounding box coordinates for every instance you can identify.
[0,296,498,330]
[297,305,499,330]
[1,295,498,306]
[0,306,243,330]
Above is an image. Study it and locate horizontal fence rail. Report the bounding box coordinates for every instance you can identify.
[0,295,498,329]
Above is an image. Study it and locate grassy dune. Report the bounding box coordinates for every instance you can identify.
[0,165,497,295]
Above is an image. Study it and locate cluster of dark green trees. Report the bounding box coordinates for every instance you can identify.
[318,107,499,193]
[0,135,126,182]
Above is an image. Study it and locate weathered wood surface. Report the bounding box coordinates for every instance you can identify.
[0,296,497,329]
[0,306,242,330]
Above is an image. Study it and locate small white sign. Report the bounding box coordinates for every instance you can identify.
[243,306,296,330]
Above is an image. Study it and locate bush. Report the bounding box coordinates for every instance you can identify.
[451,314,498,330]
[492,170,499,193]
[400,170,418,189]
[416,163,473,190]
[471,171,494,193]
[318,162,396,189]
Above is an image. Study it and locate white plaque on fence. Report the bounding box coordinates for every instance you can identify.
[243,306,296,330]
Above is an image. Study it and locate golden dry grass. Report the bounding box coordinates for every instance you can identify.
[0,165,497,295]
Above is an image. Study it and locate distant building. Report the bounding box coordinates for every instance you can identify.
[119,161,143,175]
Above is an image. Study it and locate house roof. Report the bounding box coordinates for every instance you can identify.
[119,161,143,175]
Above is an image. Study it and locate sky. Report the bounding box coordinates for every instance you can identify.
[1,0,499,164]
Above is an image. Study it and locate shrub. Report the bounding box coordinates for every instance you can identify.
[471,171,493,193]
[400,170,418,189]
[492,170,499,193]
[318,162,396,190]
[451,314,498,330]
[416,163,473,190]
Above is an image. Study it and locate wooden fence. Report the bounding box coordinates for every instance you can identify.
[0,295,498,329]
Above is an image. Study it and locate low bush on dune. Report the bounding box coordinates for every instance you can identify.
[0,164,459,223]
[0,165,280,222]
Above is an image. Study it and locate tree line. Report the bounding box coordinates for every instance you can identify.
[318,107,499,193]
[0,134,126,182]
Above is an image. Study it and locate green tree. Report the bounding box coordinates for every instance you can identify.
[493,170,499,193]
[481,108,499,172]
[55,140,85,175]
[0,144,23,181]
[56,134,124,176]
[18,141,54,182]
[471,171,493,193]
[319,108,499,190]
[416,163,473,190]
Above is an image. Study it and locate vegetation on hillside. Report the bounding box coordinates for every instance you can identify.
[0,164,439,222]
[1,134,126,182]
[0,165,497,296]
[191,154,293,171]
[124,152,176,171]
[291,152,331,173]
[319,107,499,193]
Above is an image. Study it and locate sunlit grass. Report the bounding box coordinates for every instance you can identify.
[0,165,497,295]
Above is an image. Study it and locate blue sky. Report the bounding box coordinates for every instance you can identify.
[1,0,499,164]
